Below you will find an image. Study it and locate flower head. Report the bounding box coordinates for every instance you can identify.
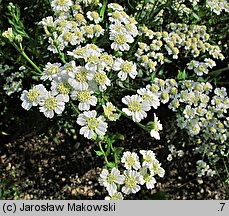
[149,114,163,140]
[139,166,156,189]
[105,191,124,200]
[121,151,141,170]
[39,92,66,118]
[76,110,108,139]
[20,84,47,110]
[122,95,151,122]
[99,168,125,193]
[122,170,143,195]
[112,58,137,81]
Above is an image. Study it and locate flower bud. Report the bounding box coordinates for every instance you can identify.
[2,28,14,43]
[15,34,23,43]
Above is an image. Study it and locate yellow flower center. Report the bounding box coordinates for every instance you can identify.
[94,72,107,84]
[148,61,156,69]
[100,55,113,65]
[85,26,94,35]
[150,84,159,93]
[128,100,141,112]
[27,89,40,102]
[57,0,67,6]
[87,117,99,130]
[75,70,87,82]
[75,13,85,23]
[63,32,73,42]
[64,64,74,73]
[161,91,169,100]
[205,112,212,120]
[104,104,115,116]
[141,55,148,63]
[121,62,132,73]
[94,24,103,32]
[215,98,221,105]
[87,55,99,63]
[170,87,178,95]
[143,174,151,182]
[45,96,58,110]
[198,65,206,72]
[152,163,159,174]
[125,176,137,189]
[144,155,152,163]
[87,44,98,50]
[125,24,133,32]
[126,156,136,166]
[57,82,71,94]
[171,99,180,108]
[181,92,188,100]
[91,11,99,19]
[74,48,85,56]
[106,174,116,184]
[112,11,121,19]
[47,65,60,75]
[77,90,91,102]
[75,31,83,39]
[114,34,127,45]
[111,195,121,200]
[58,20,68,28]
[142,93,151,101]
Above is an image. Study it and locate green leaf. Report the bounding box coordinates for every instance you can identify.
[117,81,125,88]
[192,12,201,21]
[177,70,186,80]
[107,162,116,168]
[146,121,155,129]
[138,69,143,77]
[151,71,156,82]
[112,133,125,141]
[114,147,124,156]
[95,151,103,156]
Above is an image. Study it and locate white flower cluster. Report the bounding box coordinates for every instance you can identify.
[0,64,24,96]
[189,0,200,6]
[170,82,229,144]
[40,0,104,53]
[206,0,229,15]
[99,150,165,200]
[108,4,138,52]
[137,78,228,176]
[121,92,163,139]
[137,23,224,76]
[196,160,216,177]
[171,0,192,16]
[20,46,124,138]
[187,58,216,76]
[167,144,185,161]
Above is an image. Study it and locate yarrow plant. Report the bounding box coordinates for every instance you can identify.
[1,0,229,199]
[99,150,165,199]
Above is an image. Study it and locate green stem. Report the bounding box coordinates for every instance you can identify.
[51,33,67,64]
[208,66,229,77]
[116,108,148,131]
[110,142,118,168]
[70,101,80,114]
[136,0,147,21]
[127,35,142,57]
[55,42,66,64]
[12,42,42,75]
[99,141,109,165]
[100,0,108,22]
